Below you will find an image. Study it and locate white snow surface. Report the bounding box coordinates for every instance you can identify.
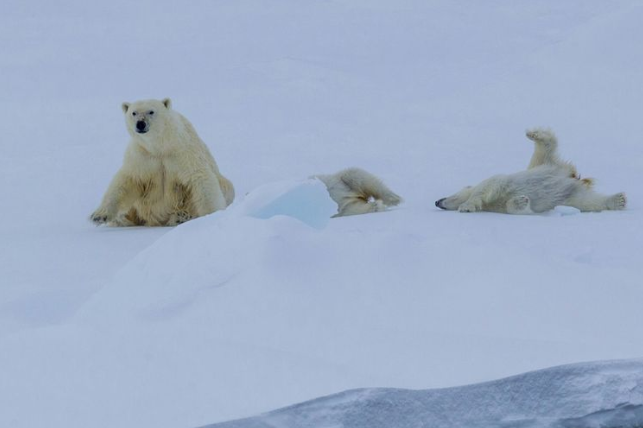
[1,1,643,428]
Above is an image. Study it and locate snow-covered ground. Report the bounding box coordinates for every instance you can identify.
[1,1,643,427]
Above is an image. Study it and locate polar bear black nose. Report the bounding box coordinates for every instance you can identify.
[435,198,446,209]
[136,121,147,132]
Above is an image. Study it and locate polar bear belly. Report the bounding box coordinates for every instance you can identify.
[127,165,193,226]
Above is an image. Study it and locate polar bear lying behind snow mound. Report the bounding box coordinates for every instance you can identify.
[435,128,626,214]
[313,167,402,217]
[90,98,234,226]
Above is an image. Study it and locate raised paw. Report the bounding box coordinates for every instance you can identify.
[526,128,556,144]
[607,192,627,210]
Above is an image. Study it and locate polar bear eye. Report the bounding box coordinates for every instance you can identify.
[149,111,155,115]
[132,112,137,117]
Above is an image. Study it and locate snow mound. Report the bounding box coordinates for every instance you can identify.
[75,179,336,324]
[231,178,337,228]
[204,359,643,428]
[548,206,582,217]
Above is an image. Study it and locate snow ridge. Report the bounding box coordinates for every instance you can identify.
[204,359,643,428]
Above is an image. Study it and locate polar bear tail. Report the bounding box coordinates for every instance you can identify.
[339,167,402,207]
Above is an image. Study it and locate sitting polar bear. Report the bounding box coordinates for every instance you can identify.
[91,98,234,226]
[435,128,626,214]
[313,167,402,217]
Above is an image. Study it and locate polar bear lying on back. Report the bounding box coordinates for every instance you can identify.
[314,167,402,217]
[435,128,626,214]
[90,98,234,226]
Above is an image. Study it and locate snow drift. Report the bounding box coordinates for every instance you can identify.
[205,359,643,428]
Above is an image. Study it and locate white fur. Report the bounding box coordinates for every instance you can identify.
[313,167,402,217]
[436,128,626,214]
[90,98,235,226]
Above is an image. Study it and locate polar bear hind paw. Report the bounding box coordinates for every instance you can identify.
[607,193,627,210]
[168,210,192,226]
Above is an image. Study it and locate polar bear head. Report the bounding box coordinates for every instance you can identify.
[435,186,474,210]
[121,97,174,141]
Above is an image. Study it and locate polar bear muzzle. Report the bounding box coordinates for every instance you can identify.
[136,120,148,134]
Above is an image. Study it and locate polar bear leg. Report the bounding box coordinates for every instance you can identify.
[189,175,228,218]
[525,128,560,169]
[525,127,578,177]
[335,198,385,217]
[90,171,135,225]
[566,188,627,212]
[458,177,501,213]
[458,198,483,213]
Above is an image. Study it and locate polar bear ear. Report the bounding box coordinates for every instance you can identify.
[162,98,172,109]
[122,102,130,114]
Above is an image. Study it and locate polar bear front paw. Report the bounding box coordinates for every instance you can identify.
[458,200,481,213]
[90,209,113,225]
[526,128,556,144]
